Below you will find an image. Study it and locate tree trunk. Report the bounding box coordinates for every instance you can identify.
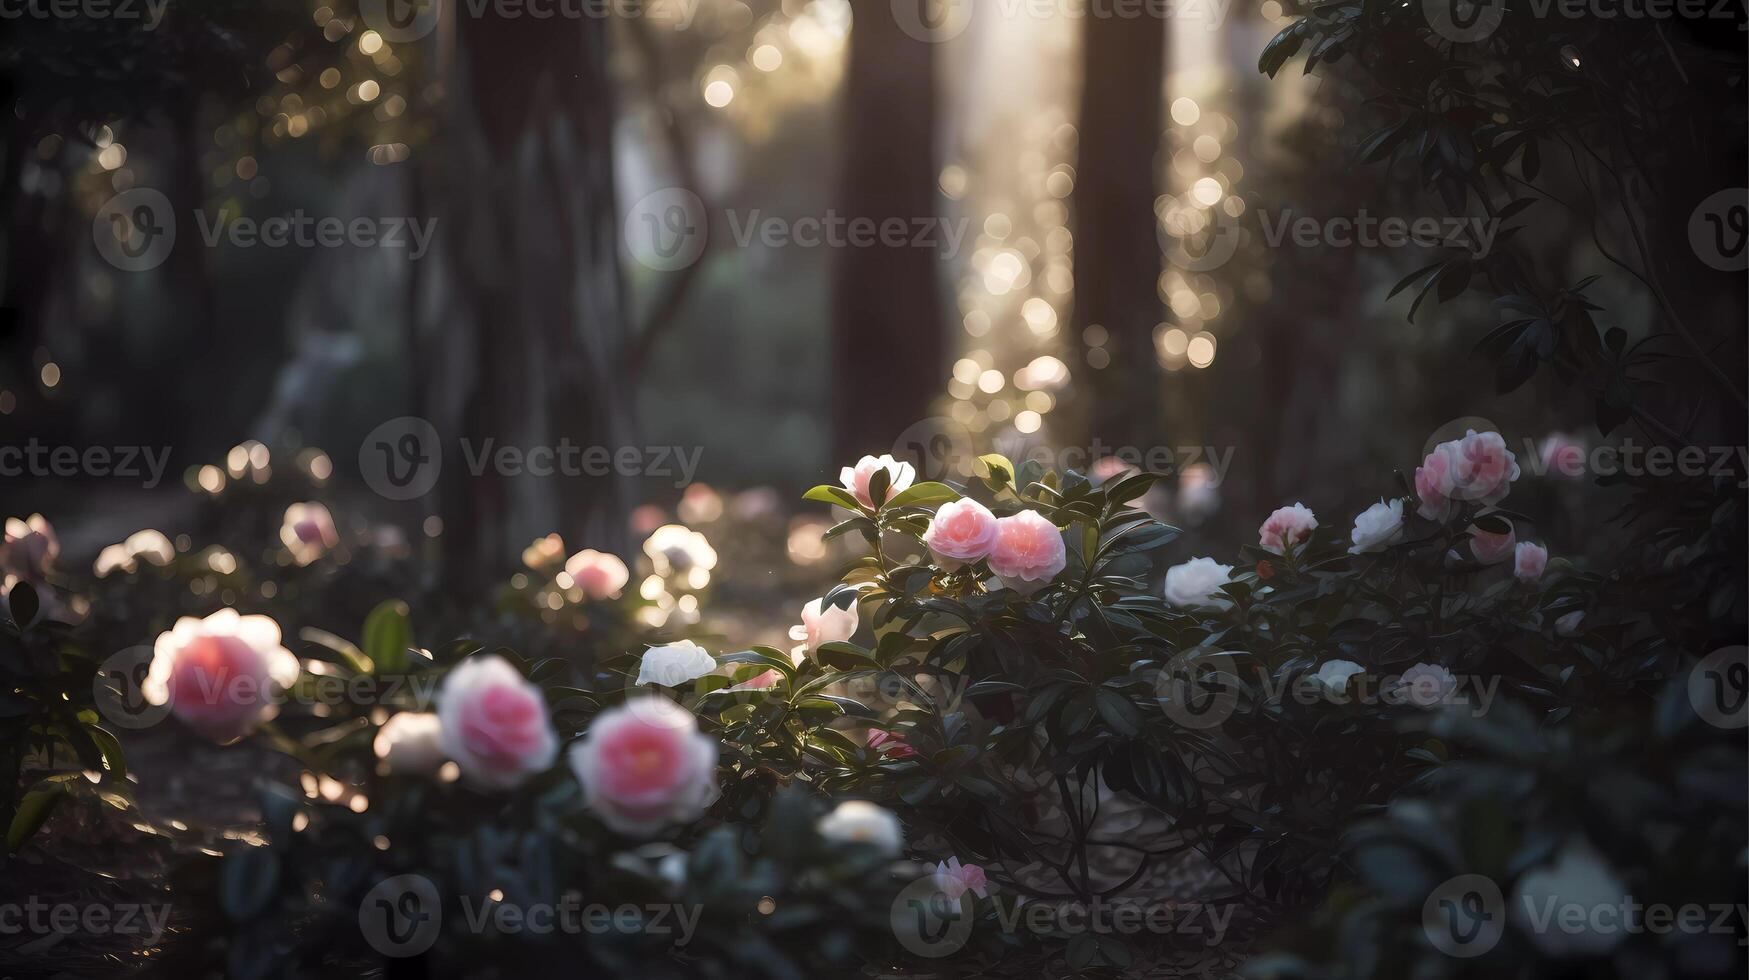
[1074,16,1166,447]
[831,2,944,461]
[422,10,631,593]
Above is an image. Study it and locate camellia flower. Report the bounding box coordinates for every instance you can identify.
[1258,502,1318,556]
[636,640,718,687]
[1312,660,1365,696]
[790,596,859,658]
[1397,663,1457,708]
[143,609,301,742]
[1,514,57,581]
[1417,430,1521,520]
[866,728,918,759]
[817,800,903,856]
[1348,499,1405,555]
[1514,541,1549,584]
[437,655,558,790]
[522,533,566,570]
[922,498,999,570]
[1469,522,1516,565]
[94,529,176,578]
[1163,557,1235,610]
[644,524,718,581]
[987,510,1067,596]
[373,712,448,777]
[565,549,630,601]
[280,502,339,566]
[568,697,718,836]
[1555,611,1585,636]
[934,857,990,900]
[839,454,916,509]
[1510,840,1629,958]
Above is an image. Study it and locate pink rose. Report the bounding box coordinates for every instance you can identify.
[568,698,718,836]
[867,728,918,758]
[790,596,859,658]
[987,510,1066,596]
[1514,541,1548,584]
[1258,503,1318,555]
[1468,523,1516,565]
[922,499,999,569]
[565,549,630,600]
[934,857,990,900]
[2,514,58,581]
[839,454,916,509]
[144,609,301,742]
[1415,449,1455,521]
[280,502,339,566]
[438,655,558,790]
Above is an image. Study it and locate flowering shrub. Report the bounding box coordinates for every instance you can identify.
[4,437,1741,978]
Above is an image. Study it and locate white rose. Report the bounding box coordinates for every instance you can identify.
[1396,663,1456,707]
[1163,557,1235,610]
[636,640,718,687]
[817,800,903,856]
[1348,499,1405,554]
[1313,660,1365,696]
[373,712,447,777]
[1511,840,1629,958]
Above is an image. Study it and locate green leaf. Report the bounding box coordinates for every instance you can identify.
[802,485,862,510]
[814,642,883,672]
[885,482,961,508]
[976,454,1015,490]
[362,600,413,674]
[6,782,66,852]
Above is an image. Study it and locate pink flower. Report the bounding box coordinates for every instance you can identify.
[790,596,859,658]
[1469,522,1516,565]
[934,857,990,900]
[1514,541,1549,584]
[728,669,783,692]
[1418,430,1521,520]
[565,549,630,600]
[438,655,558,790]
[1258,502,1318,556]
[839,454,916,509]
[922,498,999,570]
[280,502,339,566]
[143,609,301,742]
[2,514,58,581]
[568,698,718,836]
[867,729,918,759]
[987,510,1066,596]
[1415,449,1455,521]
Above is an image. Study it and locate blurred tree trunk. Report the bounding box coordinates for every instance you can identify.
[421,11,631,593]
[832,2,943,460]
[1074,17,1165,448]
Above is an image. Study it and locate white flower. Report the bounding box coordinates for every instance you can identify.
[644,524,718,581]
[1511,840,1629,958]
[94,529,177,578]
[373,712,448,777]
[1313,660,1365,695]
[564,549,630,601]
[817,800,903,856]
[636,640,718,687]
[1397,663,1457,707]
[1163,557,1235,610]
[1348,499,1405,554]
[789,596,858,658]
